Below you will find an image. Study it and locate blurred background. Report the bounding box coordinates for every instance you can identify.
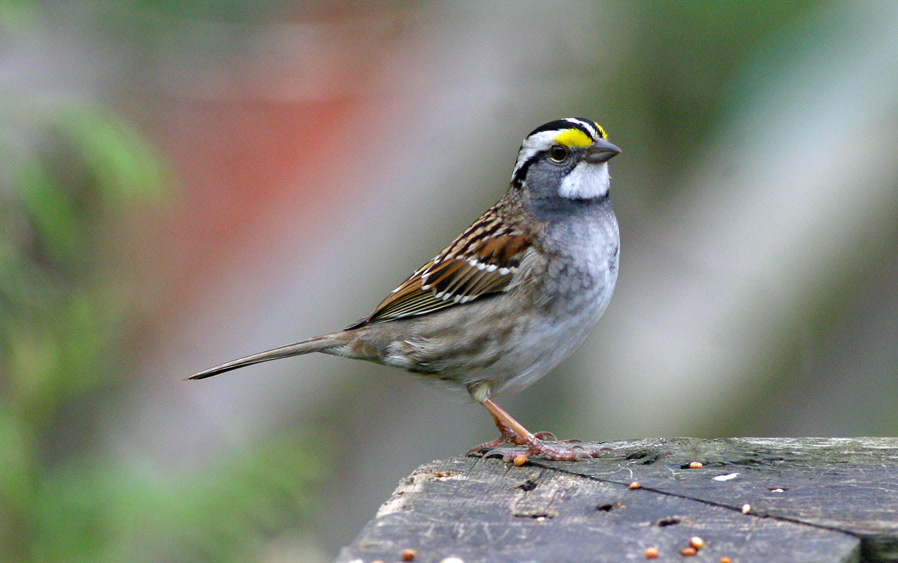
[2,0,897,560]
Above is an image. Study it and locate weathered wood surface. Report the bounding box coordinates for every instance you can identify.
[337,438,898,563]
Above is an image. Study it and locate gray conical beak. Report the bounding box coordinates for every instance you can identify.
[584,138,621,163]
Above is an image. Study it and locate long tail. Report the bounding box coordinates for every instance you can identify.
[188,334,339,380]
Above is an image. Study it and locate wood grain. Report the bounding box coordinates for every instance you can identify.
[339,438,898,562]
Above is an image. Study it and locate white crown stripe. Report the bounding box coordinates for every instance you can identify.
[563,118,600,140]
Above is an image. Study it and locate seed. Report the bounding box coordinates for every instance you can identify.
[629,481,641,489]
[689,461,703,469]
[690,536,704,549]
[513,454,528,466]
[644,546,659,559]
[401,548,417,561]
[741,503,751,514]
[680,546,697,556]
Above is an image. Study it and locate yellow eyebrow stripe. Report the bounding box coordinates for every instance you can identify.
[554,128,594,147]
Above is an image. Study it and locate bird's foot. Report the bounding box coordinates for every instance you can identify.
[466,398,607,462]
[466,419,528,455]
[523,437,607,461]
[468,430,606,462]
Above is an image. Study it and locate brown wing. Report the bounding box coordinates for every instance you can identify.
[347,210,532,328]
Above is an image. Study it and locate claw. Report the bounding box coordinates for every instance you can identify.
[466,417,528,456]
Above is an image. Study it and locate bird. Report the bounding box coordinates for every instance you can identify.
[190,117,621,461]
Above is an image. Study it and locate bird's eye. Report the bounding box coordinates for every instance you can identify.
[548,145,568,162]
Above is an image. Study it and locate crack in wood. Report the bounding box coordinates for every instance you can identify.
[340,438,898,562]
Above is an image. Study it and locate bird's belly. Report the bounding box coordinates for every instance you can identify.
[413,277,614,396]
[483,288,610,396]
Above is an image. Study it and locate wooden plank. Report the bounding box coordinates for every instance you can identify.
[337,440,868,562]
[536,438,898,560]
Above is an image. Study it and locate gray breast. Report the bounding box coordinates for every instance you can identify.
[539,205,619,317]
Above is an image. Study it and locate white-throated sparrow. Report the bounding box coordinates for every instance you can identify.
[191,117,621,461]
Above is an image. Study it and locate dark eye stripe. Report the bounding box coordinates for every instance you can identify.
[512,144,569,184]
[511,151,540,186]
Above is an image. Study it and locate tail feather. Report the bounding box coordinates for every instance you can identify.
[188,334,336,380]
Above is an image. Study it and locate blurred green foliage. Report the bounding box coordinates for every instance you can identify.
[28,434,320,562]
[0,2,327,560]
[0,94,321,563]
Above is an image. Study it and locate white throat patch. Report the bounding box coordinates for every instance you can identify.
[558,161,610,199]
